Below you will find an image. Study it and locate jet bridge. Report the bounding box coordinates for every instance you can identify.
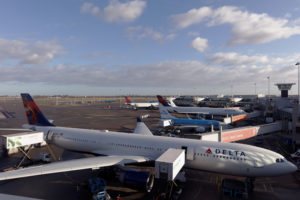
[0,131,46,168]
[1,131,45,155]
[155,148,185,181]
[199,121,283,142]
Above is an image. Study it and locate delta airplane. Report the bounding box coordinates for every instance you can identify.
[125,97,158,109]
[159,104,220,132]
[158,95,246,117]
[0,94,297,191]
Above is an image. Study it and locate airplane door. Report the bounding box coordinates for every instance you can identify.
[46,130,54,141]
[181,146,194,160]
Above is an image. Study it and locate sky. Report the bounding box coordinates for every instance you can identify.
[1,0,300,96]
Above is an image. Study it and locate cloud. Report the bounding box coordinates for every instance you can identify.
[0,38,63,64]
[172,6,300,45]
[190,37,208,52]
[81,0,146,23]
[125,26,176,41]
[206,52,300,68]
[206,52,269,66]
[80,2,101,17]
[1,52,298,93]
[171,7,212,29]
[187,31,199,37]
[165,33,177,40]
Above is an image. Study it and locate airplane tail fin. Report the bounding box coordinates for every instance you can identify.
[158,104,175,119]
[133,117,153,136]
[21,93,54,126]
[169,97,177,107]
[157,95,171,107]
[125,97,132,103]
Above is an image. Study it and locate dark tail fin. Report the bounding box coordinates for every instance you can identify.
[157,95,170,106]
[21,93,54,126]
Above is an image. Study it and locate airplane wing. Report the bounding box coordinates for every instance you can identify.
[133,118,153,136]
[0,155,148,181]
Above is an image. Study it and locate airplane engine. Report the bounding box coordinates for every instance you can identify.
[115,167,154,192]
[205,114,213,119]
[195,126,206,133]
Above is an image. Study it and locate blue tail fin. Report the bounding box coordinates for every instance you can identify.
[21,93,54,126]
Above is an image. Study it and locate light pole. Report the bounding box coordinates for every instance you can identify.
[254,82,256,96]
[296,62,300,104]
[267,76,270,100]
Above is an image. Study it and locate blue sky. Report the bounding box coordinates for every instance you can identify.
[1,0,300,96]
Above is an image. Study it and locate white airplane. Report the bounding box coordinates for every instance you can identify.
[125,97,158,109]
[158,95,246,117]
[0,94,297,191]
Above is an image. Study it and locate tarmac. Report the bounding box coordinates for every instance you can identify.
[0,98,299,199]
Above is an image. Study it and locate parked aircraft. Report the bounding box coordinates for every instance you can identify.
[157,95,246,117]
[159,104,220,132]
[0,94,296,192]
[125,97,158,109]
[0,106,15,119]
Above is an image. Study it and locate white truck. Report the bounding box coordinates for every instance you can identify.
[155,148,185,181]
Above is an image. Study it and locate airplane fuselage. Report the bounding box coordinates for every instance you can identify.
[169,106,245,116]
[171,118,220,127]
[23,124,296,178]
[128,102,158,108]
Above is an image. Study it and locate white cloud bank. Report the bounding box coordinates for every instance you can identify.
[172,6,300,45]
[0,53,299,93]
[81,0,146,23]
[206,52,269,66]
[0,38,63,64]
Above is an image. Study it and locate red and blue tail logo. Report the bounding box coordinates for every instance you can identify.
[157,95,170,107]
[21,93,54,126]
[125,97,132,103]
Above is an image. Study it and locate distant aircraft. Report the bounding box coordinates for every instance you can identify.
[157,95,246,117]
[158,104,220,132]
[125,97,158,109]
[0,93,296,193]
[0,106,15,119]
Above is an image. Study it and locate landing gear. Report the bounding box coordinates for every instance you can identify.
[245,177,255,192]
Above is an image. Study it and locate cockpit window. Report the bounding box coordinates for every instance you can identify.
[276,158,284,163]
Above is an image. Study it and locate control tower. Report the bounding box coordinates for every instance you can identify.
[275,83,295,98]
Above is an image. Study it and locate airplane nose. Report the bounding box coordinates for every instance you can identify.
[287,161,298,173]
